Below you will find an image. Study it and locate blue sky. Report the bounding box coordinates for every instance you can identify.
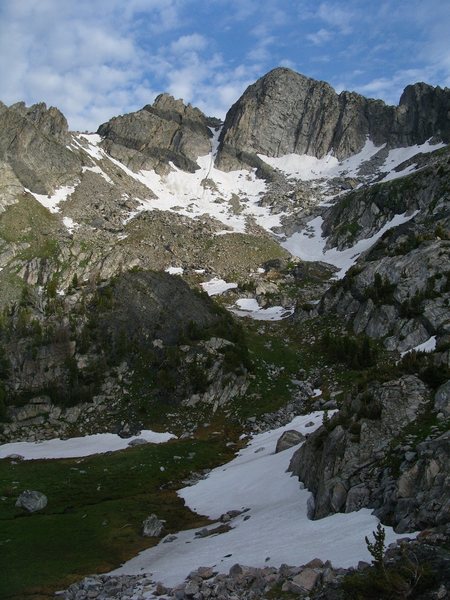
[1,0,449,131]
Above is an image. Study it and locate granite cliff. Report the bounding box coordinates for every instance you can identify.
[215,67,450,170]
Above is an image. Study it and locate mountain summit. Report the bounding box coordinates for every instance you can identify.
[215,67,450,170]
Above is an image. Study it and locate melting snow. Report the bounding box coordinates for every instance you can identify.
[259,138,445,184]
[102,147,277,233]
[401,335,437,357]
[82,165,113,184]
[258,138,382,181]
[76,133,104,160]
[165,266,184,275]
[0,430,176,460]
[282,211,419,278]
[62,216,79,233]
[111,413,407,586]
[380,139,446,182]
[201,278,238,296]
[231,298,294,321]
[25,185,76,214]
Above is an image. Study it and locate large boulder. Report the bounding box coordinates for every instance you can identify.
[15,490,48,512]
[142,514,165,537]
[275,429,305,453]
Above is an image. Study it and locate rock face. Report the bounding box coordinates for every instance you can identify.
[215,67,450,170]
[15,490,48,512]
[0,101,80,194]
[0,270,252,442]
[98,93,215,173]
[289,376,450,532]
[318,149,450,353]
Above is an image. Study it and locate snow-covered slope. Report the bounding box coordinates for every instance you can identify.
[110,413,407,587]
[69,133,444,280]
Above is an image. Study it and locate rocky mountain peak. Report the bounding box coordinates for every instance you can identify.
[215,67,450,172]
[0,100,80,195]
[150,92,207,122]
[398,81,450,143]
[97,93,213,173]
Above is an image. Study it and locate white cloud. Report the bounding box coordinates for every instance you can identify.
[0,0,185,130]
[317,2,354,34]
[306,28,333,46]
[1,0,449,133]
[352,68,432,105]
[170,34,208,55]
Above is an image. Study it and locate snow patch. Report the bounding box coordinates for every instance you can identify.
[103,149,276,234]
[25,185,76,214]
[380,139,446,182]
[258,138,383,181]
[76,133,104,160]
[0,430,176,460]
[231,298,294,321]
[401,335,437,357]
[165,266,184,275]
[259,139,445,184]
[62,216,79,233]
[282,211,419,278]
[201,278,238,296]
[82,165,113,184]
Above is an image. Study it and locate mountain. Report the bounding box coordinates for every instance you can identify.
[215,67,450,170]
[0,67,449,599]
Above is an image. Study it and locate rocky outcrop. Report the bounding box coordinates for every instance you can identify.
[0,271,251,442]
[320,239,450,352]
[98,94,215,173]
[289,376,450,532]
[0,101,81,194]
[215,67,450,171]
[317,149,450,353]
[321,146,450,250]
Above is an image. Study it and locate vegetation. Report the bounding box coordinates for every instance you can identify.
[320,331,379,370]
[343,527,435,599]
[0,429,240,599]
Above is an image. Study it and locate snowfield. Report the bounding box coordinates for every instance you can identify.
[282,211,419,278]
[110,413,408,586]
[230,298,294,321]
[63,134,446,281]
[0,430,176,460]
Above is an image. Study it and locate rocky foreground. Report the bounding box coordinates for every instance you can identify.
[61,526,450,600]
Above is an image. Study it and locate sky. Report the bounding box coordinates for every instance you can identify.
[0,0,449,132]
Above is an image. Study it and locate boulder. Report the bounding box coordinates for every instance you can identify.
[142,514,165,537]
[275,429,305,453]
[15,490,47,512]
[435,381,450,417]
[291,568,321,592]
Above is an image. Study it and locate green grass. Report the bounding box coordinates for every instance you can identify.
[0,195,60,261]
[0,434,238,599]
[228,319,313,419]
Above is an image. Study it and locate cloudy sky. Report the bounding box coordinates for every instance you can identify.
[1,0,449,131]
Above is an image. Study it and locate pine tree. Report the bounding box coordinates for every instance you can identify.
[365,523,386,572]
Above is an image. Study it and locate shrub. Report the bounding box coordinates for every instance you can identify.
[321,332,379,370]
